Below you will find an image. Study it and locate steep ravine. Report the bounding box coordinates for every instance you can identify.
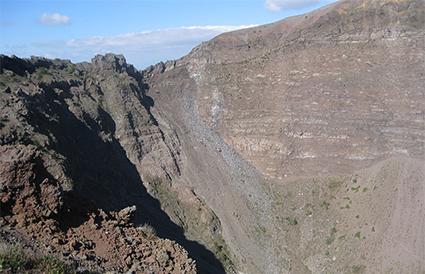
[0,54,227,273]
[144,62,282,273]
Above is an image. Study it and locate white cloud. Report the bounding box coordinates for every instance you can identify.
[33,40,65,48]
[27,25,256,69]
[36,13,71,26]
[66,25,256,49]
[61,25,257,68]
[184,25,257,33]
[264,0,338,12]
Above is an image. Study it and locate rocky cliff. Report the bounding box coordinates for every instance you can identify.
[0,54,227,273]
[1,0,425,273]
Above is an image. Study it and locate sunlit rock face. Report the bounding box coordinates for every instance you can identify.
[166,0,424,181]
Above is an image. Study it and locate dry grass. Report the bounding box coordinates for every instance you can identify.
[0,242,84,274]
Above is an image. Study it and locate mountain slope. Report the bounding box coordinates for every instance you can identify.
[143,0,425,272]
[168,0,425,180]
[1,0,424,273]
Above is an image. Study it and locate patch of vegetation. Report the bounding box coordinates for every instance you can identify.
[0,74,27,87]
[32,139,42,148]
[65,65,75,74]
[143,172,234,269]
[0,244,87,274]
[326,236,335,245]
[305,210,312,216]
[328,178,343,189]
[86,74,95,80]
[285,217,298,225]
[356,215,360,219]
[343,197,351,200]
[340,204,350,209]
[338,235,346,240]
[354,232,361,239]
[0,79,8,88]
[36,67,49,79]
[362,187,368,192]
[213,234,233,269]
[351,185,360,193]
[137,223,157,239]
[352,264,365,273]
[321,200,330,210]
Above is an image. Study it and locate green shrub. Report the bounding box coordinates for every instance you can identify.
[65,65,75,74]
[36,67,49,79]
[213,234,233,268]
[351,186,360,193]
[86,74,95,80]
[0,245,77,274]
[285,217,297,225]
[352,264,365,273]
[0,80,8,88]
[321,200,330,210]
[32,139,42,148]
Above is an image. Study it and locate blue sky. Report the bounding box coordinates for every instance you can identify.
[1,0,338,70]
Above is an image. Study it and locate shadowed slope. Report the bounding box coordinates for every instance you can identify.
[0,54,225,273]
